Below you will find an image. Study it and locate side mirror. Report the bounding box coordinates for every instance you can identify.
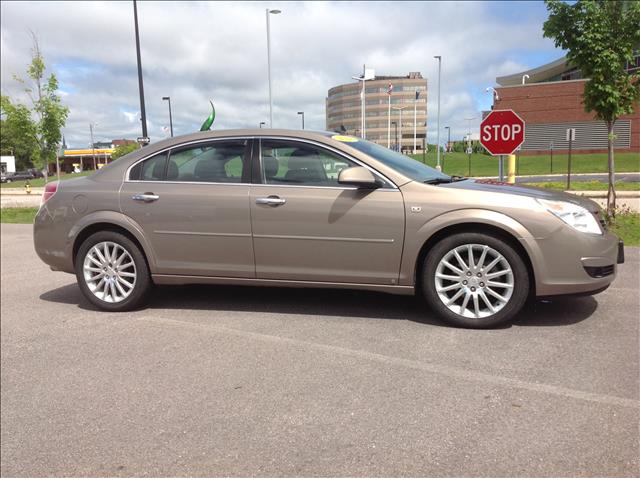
[338,166,379,189]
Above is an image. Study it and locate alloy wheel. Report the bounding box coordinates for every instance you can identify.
[434,243,514,319]
[83,241,137,303]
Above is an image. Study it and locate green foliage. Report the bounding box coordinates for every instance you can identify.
[0,96,39,168]
[543,0,640,214]
[111,142,140,160]
[543,0,640,124]
[0,207,39,224]
[9,34,69,169]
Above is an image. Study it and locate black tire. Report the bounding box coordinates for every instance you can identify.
[75,230,152,311]
[421,232,530,328]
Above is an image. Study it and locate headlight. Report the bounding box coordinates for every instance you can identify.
[536,199,602,235]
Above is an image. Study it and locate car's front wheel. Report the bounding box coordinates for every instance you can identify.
[422,232,530,328]
[75,231,152,311]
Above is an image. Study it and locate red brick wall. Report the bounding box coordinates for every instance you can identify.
[495,80,639,155]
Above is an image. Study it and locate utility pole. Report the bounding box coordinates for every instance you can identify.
[90,123,96,170]
[133,0,148,142]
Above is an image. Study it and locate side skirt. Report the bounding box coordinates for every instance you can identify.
[152,274,415,296]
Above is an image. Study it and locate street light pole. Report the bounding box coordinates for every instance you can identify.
[162,96,173,137]
[266,8,281,128]
[297,111,305,129]
[434,55,442,170]
[413,92,418,154]
[133,0,148,142]
[89,123,96,170]
[392,106,408,153]
[352,65,373,139]
[465,117,476,177]
[444,126,450,153]
[259,122,266,128]
[392,121,398,151]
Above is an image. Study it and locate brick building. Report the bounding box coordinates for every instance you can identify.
[491,55,639,155]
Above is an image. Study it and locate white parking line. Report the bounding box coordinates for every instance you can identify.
[139,315,640,410]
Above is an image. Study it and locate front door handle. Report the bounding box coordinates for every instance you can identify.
[132,192,160,202]
[256,196,286,207]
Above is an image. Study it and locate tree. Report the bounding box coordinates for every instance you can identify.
[0,95,39,169]
[543,0,640,215]
[12,33,69,172]
[111,142,140,160]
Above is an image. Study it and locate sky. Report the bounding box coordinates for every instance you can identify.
[0,1,564,148]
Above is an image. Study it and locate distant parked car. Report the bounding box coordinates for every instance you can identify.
[28,168,45,178]
[1,171,35,183]
[33,129,624,328]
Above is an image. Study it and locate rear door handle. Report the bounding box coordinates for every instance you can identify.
[132,193,160,202]
[256,196,286,207]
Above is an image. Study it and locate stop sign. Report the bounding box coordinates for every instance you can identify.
[480,109,525,156]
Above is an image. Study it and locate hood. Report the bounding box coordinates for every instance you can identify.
[439,178,600,211]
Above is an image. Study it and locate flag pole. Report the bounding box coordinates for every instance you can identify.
[387,85,391,148]
[413,91,418,154]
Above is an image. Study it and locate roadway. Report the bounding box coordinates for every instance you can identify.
[1,224,639,476]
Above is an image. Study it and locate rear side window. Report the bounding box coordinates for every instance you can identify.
[168,140,248,183]
[129,152,167,181]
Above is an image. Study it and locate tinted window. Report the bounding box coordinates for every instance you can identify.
[168,140,247,183]
[261,140,354,186]
[129,152,167,181]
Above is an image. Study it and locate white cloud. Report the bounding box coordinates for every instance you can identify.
[0,1,560,147]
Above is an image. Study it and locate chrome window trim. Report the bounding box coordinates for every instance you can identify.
[257,136,399,190]
[124,136,253,182]
[123,134,399,190]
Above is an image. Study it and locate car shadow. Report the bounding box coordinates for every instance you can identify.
[40,282,598,328]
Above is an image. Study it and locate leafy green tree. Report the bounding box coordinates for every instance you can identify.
[0,95,39,168]
[111,142,140,160]
[543,0,640,215]
[12,33,69,172]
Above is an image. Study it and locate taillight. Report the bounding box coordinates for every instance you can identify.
[41,181,58,205]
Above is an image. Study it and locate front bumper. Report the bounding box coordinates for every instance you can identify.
[525,228,622,297]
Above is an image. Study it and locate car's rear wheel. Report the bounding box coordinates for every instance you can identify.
[75,231,152,311]
[422,232,529,328]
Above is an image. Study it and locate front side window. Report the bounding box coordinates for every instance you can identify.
[261,140,354,187]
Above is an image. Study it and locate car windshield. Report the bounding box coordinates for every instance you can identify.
[328,135,451,183]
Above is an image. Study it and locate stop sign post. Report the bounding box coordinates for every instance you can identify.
[480,110,525,181]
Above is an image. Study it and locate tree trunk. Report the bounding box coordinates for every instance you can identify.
[606,120,616,216]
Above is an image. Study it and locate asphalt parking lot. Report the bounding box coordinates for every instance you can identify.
[1,223,638,477]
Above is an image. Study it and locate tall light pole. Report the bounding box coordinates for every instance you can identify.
[413,90,420,154]
[392,121,398,151]
[392,105,408,153]
[297,111,305,129]
[266,8,281,128]
[444,126,450,153]
[352,65,374,139]
[89,123,97,170]
[259,121,266,128]
[162,96,173,137]
[465,117,476,177]
[522,74,530,85]
[434,55,442,169]
[133,0,148,142]
[486,86,500,104]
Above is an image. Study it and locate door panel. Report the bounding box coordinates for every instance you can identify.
[250,186,404,284]
[120,140,254,277]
